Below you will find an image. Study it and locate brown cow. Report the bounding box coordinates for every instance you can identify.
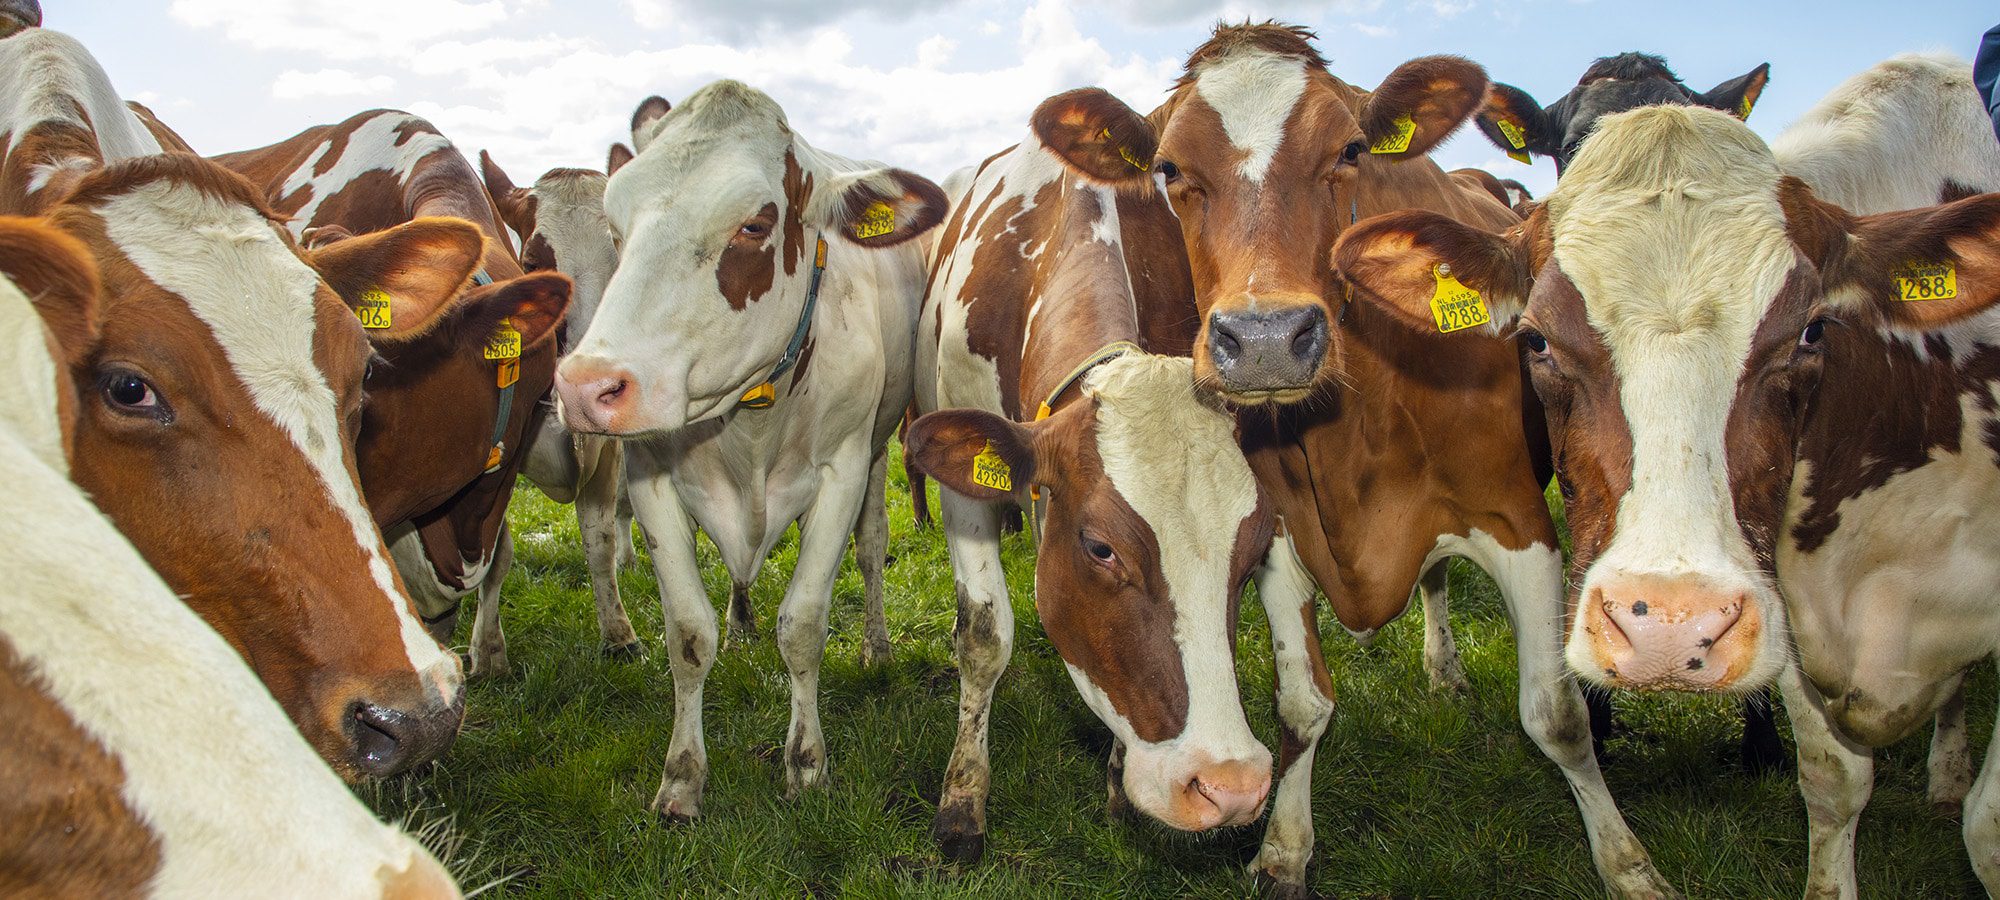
[213,111,573,677]
[1449,166,1534,214]
[0,216,459,899]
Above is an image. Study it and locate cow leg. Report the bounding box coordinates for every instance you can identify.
[1249,532,1334,898]
[1105,738,1131,820]
[578,438,640,658]
[615,480,638,569]
[468,523,513,679]
[1487,541,1675,899]
[726,580,758,645]
[1740,689,1788,774]
[932,490,1013,865]
[626,456,718,822]
[1929,672,1973,816]
[774,451,871,797]
[1778,662,1871,899]
[855,449,893,667]
[1417,560,1468,692]
[1961,674,2000,890]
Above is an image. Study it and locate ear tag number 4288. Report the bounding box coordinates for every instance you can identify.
[1431,264,1490,333]
[971,441,1012,492]
[1894,260,1957,302]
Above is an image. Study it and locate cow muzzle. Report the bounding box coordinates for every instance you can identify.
[1579,571,1765,691]
[1205,300,1329,401]
[554,354,641,435]
[1127,744,1273,831]
[347,694,466,778]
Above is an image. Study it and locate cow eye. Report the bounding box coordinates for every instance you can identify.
[1341,140,1363,164]
[1080,532,1117,566]
[1156,160,1181,184]
[739,221,771,240]
[1798,317,1828,350]
[101,370,169,421]
[1521,329,1550,355]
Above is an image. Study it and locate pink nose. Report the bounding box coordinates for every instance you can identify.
[1182,758,1271,829]
[1585,573,1761,690]
[554,356,636,434]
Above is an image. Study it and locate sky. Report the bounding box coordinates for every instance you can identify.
[55,1,1999,198]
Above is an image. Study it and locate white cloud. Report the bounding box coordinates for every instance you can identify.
[917,35,956,69]
[169,0,509,58]
[1352,22,1395,38]
[270,68,396,100]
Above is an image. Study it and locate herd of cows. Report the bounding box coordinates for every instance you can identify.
[5,1,2000,896]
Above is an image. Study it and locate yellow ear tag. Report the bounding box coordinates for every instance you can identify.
[1101,127,1149,173]
[1430,263,1491,333]
[739,382,776,408]
[1507,150,1532,165]
[854,201,896,240]
[971,441,1012,492]
[1893,260,1957,302]
[1370,114,1416,155]
[356,289,392,330]
[1495,118,1527,150]
[496,359,520,389]
[1737,95,1756,120]
[483,318,522,360]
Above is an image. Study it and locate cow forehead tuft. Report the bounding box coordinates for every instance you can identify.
[1086,354,1254,526]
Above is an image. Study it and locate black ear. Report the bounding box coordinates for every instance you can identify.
[1473,82,1557,162]
[1693,63,1771,121]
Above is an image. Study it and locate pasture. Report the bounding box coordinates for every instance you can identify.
[377,443,1993,898]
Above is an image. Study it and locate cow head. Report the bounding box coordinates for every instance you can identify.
[1334,105,2000,693]
[910,354,1274,830]
[1476,53,1769,173]
[481,150,612,351]
[555,81,946,435]
[24,154,473,778]
[1142,23,1488,403]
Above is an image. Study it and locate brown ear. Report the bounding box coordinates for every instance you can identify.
[0,216,101,371]
[1694,63,1771,121]
[1783,177,2000,330]
[630,96,672,151]
[1030,87,1158,186]
[607,143,635,175]
[1473,82,1555,162]
[1333,209,1533,333]
[820,168,949,248]
[309,216,485,341]
[479,150,536,238]
[907,408,1035,503]
[1362,55,1489,160]
[451,271,571,356]
[300,223,354,249]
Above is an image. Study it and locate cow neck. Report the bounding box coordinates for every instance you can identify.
[738,232,826,410]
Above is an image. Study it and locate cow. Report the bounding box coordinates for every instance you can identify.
[1474,52,1769,173]
[0,28,473,779]
[902,87,1274,860]
[1333,102,2000,897]
[212,111,575,679]
[1088,22,1672,897]
[552,80,943,818]
[1450,166,1534,213]
[0,216,460,899]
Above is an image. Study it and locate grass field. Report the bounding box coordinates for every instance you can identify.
[373,442,1996,898]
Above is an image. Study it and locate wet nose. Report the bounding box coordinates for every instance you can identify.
[1587,573,1760,690]
[1206,303,1328,396]
[1181,757,1272,829]
[554,355,636,434]
[349,696,465,778]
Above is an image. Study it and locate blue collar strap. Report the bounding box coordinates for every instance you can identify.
[472,269,494,287]
[739,234,827,410]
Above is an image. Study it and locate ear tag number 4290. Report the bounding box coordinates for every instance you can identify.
[971,441,1012,492]
[1431,264,1490,333]
[1894,260,1957,302]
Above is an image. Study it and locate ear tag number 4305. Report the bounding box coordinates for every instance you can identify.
[1894,260,1957,302]
[1431,264,1490,333]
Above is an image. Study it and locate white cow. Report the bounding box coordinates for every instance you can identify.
[552,80,944,816]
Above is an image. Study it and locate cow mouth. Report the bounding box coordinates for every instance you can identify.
[1219,386,1315,406]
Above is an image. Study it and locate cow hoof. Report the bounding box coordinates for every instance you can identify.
[469,649,510,680]
[653,801,698,825]
[932,809,985,866]
[861,639,894,668]
[1427,666,1471,693]
[784,764,831,799]
[1252,871,1313,900]
[726,624,758,647]
[1933,798,1964,819]
[603,640,644,662]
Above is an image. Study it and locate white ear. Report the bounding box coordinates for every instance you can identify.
[807,167,950,248]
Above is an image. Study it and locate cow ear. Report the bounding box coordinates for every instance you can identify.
[0,214,101,407]
[1786,179,2000,330]
[1693,63,1771,121]
[1031,87,1158,186]
[1473,82,1555,163]
[309,216,485,341]
[455,271,572,354]
[814,168,948,248]
[630,96,672,152]
[1361,55,1488,160]
[1333,209,1533,334]
[607,143,635,175]
[480,150,536,239]
[907,409,1036,503]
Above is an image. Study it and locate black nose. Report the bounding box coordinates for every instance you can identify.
[349,697,465,777]
[1207,305,1329,394]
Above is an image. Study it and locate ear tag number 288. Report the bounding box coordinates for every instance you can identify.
[1431,264,1491,334]
[1894,260,1957,302]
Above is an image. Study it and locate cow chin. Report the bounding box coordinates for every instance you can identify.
[1121,740,1273,832]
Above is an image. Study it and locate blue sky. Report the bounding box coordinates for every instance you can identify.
[57,1,1999,196]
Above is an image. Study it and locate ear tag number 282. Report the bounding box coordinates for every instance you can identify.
[1431,264,1491,334]
[1894,260,1957,302]
[1370,114,1416,155]
[971,441,1012,492]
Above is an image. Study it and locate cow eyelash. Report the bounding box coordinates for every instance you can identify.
[1079,531,1117,567]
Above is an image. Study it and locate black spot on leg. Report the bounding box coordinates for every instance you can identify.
[1697,638,1714,649]
[1631,600,1649,616]
[682,635,701,667]
[1687,658,1704,671]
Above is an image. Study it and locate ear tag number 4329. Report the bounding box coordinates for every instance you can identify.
[971,441,1012,492]
[356,289,392,330]
[854,201,897,240]
[1370,114,1416,155]
[1431,264,1490,333]
[1894,260,1957,302]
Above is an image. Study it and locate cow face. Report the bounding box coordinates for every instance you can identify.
[482,151,614,351]
[1477,53,1769,173]
[1335,106,2000,693]
[1150,24,1487,403]
[554,81,946,436]
[29,155,476,779]
[910,355,1276,831]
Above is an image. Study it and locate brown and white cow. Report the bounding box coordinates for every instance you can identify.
[213,111,575,677]
[1119,23,1670,896]
[0,216,459,899]
[552,80,944,817]
[1336,100,2000,895]
[905,88,1274,859]
[0,29,471,779]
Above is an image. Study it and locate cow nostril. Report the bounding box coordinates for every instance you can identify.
[352,704,404,770]
[1289,316,1323,359]
[595,379,628,408]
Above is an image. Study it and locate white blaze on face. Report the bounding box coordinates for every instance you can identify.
[94,181,458,696]
[1193,51,1308,184]
[279,112,452,233]
[1072,353,1268,812]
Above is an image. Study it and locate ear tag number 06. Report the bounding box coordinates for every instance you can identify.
[356,289,393,329]
[971,441,1012,492]
[1893,260,1957,302]
[1431,264,1490,334]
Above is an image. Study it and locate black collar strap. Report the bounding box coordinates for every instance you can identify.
[476,270,514,474]
[739,235,827,410]
[1034,340,1142,422]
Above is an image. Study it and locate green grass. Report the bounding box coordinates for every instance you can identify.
[375,441,1994,898]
